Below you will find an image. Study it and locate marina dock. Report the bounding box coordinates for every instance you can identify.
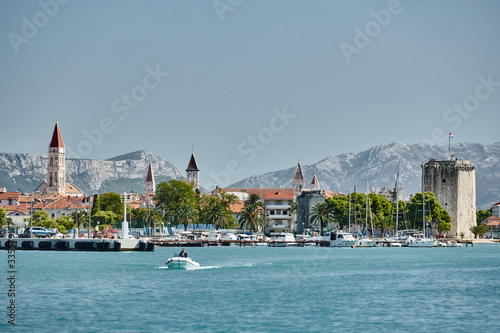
[1,238,154,252]
[151,239,330,247]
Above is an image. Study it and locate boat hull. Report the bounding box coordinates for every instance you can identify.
[408,239,436,247]
[357,239,376,247]
[165,257,200,269]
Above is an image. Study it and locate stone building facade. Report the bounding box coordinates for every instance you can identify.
[424,160,476,239]
[296,190,326,234]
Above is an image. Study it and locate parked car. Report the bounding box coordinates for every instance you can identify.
[23,227,52,238]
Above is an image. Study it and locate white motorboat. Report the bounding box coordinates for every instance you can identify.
[324,231,357,247]
[444,240,463,247]
[165,257,200,269]
[357,238,376,247]
[408,237,436,247]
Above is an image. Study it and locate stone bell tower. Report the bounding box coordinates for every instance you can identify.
[145,162,155,196]
[47,121,66,194]
[186,152,200,190]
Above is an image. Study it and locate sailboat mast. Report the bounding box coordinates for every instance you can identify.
[348,186,351,233]
[354,185,357,233]
[365,179,368,234]
[422,162,425,238]
[395,162,400,236]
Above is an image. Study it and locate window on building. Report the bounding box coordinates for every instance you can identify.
[442,179,446,183]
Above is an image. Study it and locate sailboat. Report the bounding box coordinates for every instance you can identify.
[357,179,376,247]
[408,162,437,247]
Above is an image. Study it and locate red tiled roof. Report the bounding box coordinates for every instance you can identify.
[3,204,31,213]
[263,191,294,200]
[0,192,20,200]
[230,203,245,213]
[49,121,64,148]
[33,197,83,210]
[325,191,344,198]
[485,221,500,227]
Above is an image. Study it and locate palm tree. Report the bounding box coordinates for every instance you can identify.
[206,203,235,230]
[290,200,297,214]
[71,210,87,235]
[177,203,198,231]
[375,214,392,238]
[238,193,264,232]
[310,202,334,236]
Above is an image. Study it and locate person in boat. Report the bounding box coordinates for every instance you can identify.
[179,248,188,257]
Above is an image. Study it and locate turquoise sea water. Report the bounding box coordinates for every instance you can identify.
[1,244,500,332]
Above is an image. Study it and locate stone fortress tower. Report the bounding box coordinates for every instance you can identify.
[47,121,66,194]
[423,159,476,239]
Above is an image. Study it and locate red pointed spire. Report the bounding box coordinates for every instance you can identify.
[146,162,154,182]
[49,121,64,148]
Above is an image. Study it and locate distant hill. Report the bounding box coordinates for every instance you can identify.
[230,141,500,209]
[0,150,184,194]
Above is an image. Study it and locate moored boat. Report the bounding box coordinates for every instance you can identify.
[444,240,463,247]
[357,238,376,247]
[324,231,357,247]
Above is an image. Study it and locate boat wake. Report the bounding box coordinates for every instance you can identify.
[155,265,220,270]
[155,263,254,270]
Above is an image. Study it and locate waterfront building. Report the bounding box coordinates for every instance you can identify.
[492,201,500,217]
[186,152,200,190]
[0,191,20,206]
[263,190,294,235]
[145,162,155,196]
[424,159,476,239]
[214,187,294,234]
[32,195,84,219]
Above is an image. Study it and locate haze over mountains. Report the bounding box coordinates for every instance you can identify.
[0,142,498,209]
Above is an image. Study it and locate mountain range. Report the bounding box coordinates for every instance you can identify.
[1,142,498,209]
[0,150,183,195]
[229,141,500,209]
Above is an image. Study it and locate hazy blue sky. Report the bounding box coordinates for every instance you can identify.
[1,0,499,190]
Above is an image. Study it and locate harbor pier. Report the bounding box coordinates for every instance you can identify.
[1,238,154,252]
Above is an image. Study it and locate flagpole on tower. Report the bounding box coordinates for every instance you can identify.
[448,132,453,159]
